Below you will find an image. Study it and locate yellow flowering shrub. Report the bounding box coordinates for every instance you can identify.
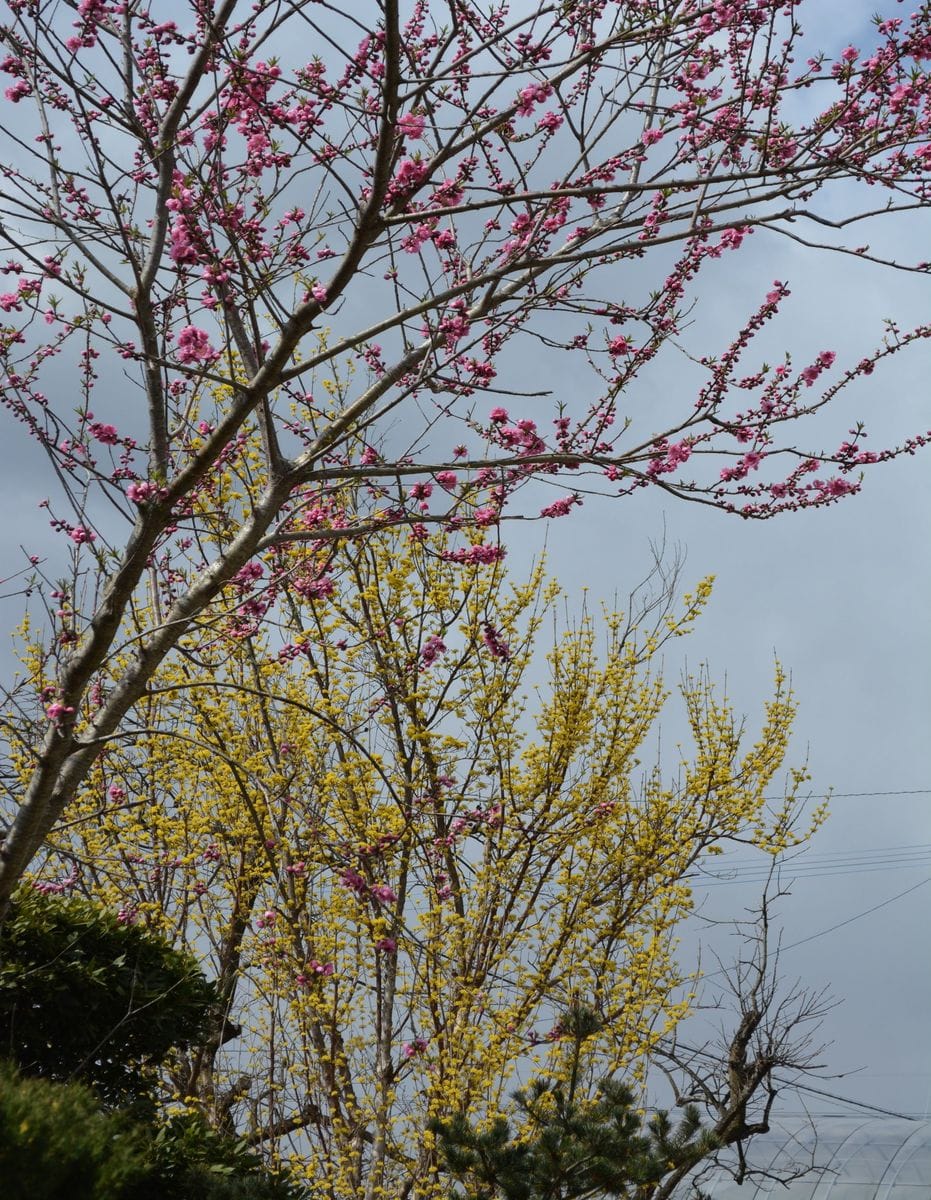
[20,487,816,1198]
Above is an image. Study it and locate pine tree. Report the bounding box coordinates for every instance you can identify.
[432,1005,719,1200]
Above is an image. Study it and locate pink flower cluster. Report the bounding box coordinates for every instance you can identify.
[397,112,426,140]
[89,422,119,444]
[421,634,446,665]
[646,439,692,477]
[409,481,433,511]
[32,864,80,895]
[720,450,765,482]
[540,494,580,519]
[176,325,217,365]
[46,702,75,723]
[233,561,264,588]
[443,543,506,565]
[126,481,164,504]
[516,81,552,116]
[388,156,428,200]
[296,960,335,986]
[800,350,836,387]
[293,573,335,599]
[340,868,397,906]
[481,622,509,660]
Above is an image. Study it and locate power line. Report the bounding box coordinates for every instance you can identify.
[781,875,931,952]
[777,1079,921,1122]
[698,861,931,887]
[663,1038,922,1122]
[694,841,931,889]
[765,788,931,800]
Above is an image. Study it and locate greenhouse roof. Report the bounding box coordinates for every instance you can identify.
[682,1117,931,1200]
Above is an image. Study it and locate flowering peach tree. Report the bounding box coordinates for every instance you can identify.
[1,0,931,899]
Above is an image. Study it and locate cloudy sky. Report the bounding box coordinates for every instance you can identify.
[466,0,931,1123]
[507,140,931,1119]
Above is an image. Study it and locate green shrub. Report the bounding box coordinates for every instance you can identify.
[0,888,219,1106]
[0,1067,304,1200]
[0,1065,150,1200]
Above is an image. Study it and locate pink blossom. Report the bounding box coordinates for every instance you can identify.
[46,702,75,722]
[817,476,856,498]
[89,422,118,444]
[664,440,692,468]
[516,81,552,116]
[340,867,368,894]
[294,574,335,599]
[401,223,433,254]
[375,937,398,953]
[176,325,215,365]
[296,960,335,986]
[390,157,427,196]
[540,495,579,519]
[4,80,31,103]
[489,406,509,423]
[233,561,264,586]
[421,634,446,665]
[608,336,631,355]
[435,471,457,490]
[402,1037,429,1058]
[481,622,510,660]
[69,525,95,544]
[126,481,161,504]
[443,543,506,565]
[397,112,426,140]
[370,883,398,904]
[537,111,563,133]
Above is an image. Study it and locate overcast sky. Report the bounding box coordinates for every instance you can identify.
[505,174,931,1119]
[532,1,931,1120]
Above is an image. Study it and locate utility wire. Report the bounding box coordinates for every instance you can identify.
[780,875,931,952]
[775,1079,920,1122]
[694,840,931,887]
[763,788,931,800]
[663,1038,922,1122]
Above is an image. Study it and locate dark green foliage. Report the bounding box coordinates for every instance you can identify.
[0,1064,151,1200]
[0,887,219,1106]
[0,1066,305,1200]
[142,1111,307,1200]
[432,1006,718,1200]
[0,892,304,1197]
